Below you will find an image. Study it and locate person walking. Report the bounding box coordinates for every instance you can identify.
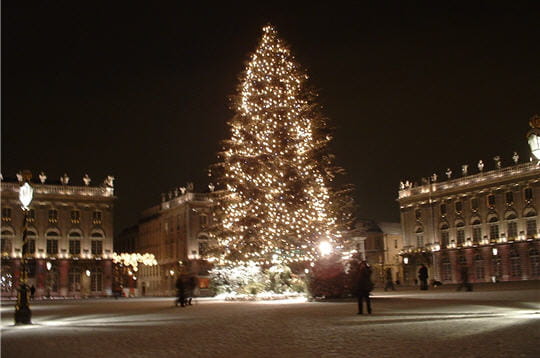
[30,285,36,300]
[175,277,186,307]
[384,268,395,291]
[185,275,198,306]
[356,261,374,315]
[418,264,429,290]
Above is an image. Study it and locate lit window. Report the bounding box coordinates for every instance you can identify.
[69,240,81,255]
[526,219,537,237]
[71,210,80,224]
[487,195,496,208]
[91,240,103,255]
[473,227,482,243]
[440,204,447,216]
[1,208,12,222]
[27,209,35,222]
[48,209,58,223]
[525,188,533,202]
[1,238,12,253]
[457,229,465,245]
[507,222,518,239]
[47,239,58,254]
[489,224,499,241]
[92,211,102,225]
[505,192,514,205]
[471,198,479,211]
[440,231,449,248]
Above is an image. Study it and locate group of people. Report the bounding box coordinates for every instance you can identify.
[175,275,198,307]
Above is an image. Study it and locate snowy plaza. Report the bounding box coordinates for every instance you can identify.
[2,284,539,358]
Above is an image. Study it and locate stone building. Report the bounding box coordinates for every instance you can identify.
[398,121,540,285]
[118,184,214,296]
[354,220,402,285]
[0,172,115,298]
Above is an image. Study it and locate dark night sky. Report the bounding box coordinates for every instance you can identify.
[2,2,539,235]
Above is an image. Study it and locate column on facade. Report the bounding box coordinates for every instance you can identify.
[58,259,69,297]
[103,259,112,296]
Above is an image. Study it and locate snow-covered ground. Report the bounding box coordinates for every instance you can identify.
[1,286,539,357]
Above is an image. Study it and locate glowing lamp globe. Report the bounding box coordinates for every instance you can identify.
[527,115,540,160]
[318,241,332,256]
[19,182,33,210]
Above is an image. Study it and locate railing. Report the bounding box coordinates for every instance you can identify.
[399,162,540,199]
[0,182,114,197]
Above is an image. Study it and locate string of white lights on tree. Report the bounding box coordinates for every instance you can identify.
[210,24,355,267]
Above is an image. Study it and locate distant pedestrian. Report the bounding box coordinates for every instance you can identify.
[175,277,186,307]
[356,261,374,314]
[30,285,36,300]
[185,275,198,306]
[418,264,428,290]
[384,268,395,291]
[456,267,473,292]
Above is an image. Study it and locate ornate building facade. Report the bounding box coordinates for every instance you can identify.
[398,153,540,285]
[119,185,214,296]
[1,173,115,298]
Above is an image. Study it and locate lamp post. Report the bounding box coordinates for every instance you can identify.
[15,172,33,324]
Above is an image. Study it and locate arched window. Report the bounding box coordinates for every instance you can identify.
[440,222,449,248]
[415,226,424,248]
[91,232,104,238]
[455,221,466,245]
[441,256,452,281]
[68,231,82,238]
[470,216,482,244]
[488,216,499,242]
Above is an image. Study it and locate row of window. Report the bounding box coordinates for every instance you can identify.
[1,208,102,224]
[416,219,538,248]
[415,188,534,220]
[440,248,540,281]
[0,238,104,255]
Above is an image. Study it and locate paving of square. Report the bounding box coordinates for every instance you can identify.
[1,283,539,358]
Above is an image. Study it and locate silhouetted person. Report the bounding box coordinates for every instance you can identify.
[384,268,395,291]
[186,275,198,306]
[175,277,185,307]
[457,266,473,292]
[30,285,36,300]
[418,264,428,290]
[356,261,374,314]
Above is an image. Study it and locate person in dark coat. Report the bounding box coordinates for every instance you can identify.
[185,275,198,306]
[356,261,374,314]
[30,285,36,300]
[418,264,429,290]
[384,268,395,291]
[175,277,186,307]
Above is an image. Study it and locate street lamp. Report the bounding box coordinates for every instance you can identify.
[15,172,33,324]
[527,115,540,160]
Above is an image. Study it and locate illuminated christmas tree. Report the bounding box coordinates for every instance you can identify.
[211,25,355,268]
